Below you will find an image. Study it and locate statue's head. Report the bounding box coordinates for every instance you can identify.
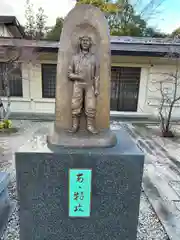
[79,36,92,51]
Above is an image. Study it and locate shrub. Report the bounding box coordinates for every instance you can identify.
[0,120,12,129]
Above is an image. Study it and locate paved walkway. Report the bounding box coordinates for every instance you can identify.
[120,122,180,240]
[0,121,50,175]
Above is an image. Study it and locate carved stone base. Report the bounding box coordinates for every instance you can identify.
[47,126,117,148]
[16,129,144,240]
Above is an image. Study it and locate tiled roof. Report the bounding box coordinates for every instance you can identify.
[0,16,25,38]
[0,16,18,24]
[0,36,179,54]
[111,36,180,46]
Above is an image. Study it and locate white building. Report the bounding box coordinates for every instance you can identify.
[1,16,180,120]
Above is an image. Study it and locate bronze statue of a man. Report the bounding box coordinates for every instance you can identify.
[68,36,100,134]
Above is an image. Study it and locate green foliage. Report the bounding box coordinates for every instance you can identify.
[24,0,167,41]
[109,0,148,36]
[76,0,118,13]
[46,1,117,41]
[145,27,169,38]
[77,0,167,37]
[0,120,12,129]
[172,27,180,37]
[46,18,64,41]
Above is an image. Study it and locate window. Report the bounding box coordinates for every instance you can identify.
[110,67,141,111]
[0,62,23,97]
[41,64,56,98]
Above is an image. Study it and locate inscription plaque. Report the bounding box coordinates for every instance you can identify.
[69,169,92,217]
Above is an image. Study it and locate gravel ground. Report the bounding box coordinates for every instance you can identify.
[0,120,169,240]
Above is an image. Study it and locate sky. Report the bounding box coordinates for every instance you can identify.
[0,0,179,34]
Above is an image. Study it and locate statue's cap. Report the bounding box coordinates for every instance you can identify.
[79,36,92,41]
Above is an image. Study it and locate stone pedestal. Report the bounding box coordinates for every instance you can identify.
[15,128,144,240]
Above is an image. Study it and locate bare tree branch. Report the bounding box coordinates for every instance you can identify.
[0,41,38,124]
[139,0,166,21]
[150,35,180,136]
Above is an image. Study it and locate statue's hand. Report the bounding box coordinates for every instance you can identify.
[94,89,99,97]
[68,70,75,80]
[94,76,100,97]
[68,70,71,79]
[68,73,75,80]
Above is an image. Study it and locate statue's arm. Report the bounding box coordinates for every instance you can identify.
[94,58,100,96]
[68,56,84,81]
[68,58,74,75]
[68,57,76,80]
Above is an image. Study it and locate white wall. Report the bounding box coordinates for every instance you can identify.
[2,55,180,119]
[144,64,180,118]
[1,60,55,114]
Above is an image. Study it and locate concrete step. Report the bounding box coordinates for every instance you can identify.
[143,165,180,240]
[122,123,180,240]
[9,112,155,122]
[9,111,180,123]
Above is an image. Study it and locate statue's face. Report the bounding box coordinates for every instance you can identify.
[80,37,91,50]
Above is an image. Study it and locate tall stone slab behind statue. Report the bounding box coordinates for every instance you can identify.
[15,4,144,240]
[55,4,110,130]
[47,3,116,147]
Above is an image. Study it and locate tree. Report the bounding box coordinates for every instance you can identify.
[133,0,167,22]
[149,37,180,137]
[76,0,167,37]
[172,27,180,38]
[109,0,168,37]
[76,0,118,14]
[36,7,47,40]
[24,0,47,40]
[45,1,118,41]
[145,27,169,38]
[110,7,148,36]
[0,43,38,126]
[45,0,118,41]
[24,0,36,39]
[46,18,64,41]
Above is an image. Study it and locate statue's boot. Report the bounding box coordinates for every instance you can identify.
[87,117,98,134]
[69,116,79,133]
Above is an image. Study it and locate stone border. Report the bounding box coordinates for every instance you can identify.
[0,128,19,134]
[123,123,180,240]
[0,172,13,238]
